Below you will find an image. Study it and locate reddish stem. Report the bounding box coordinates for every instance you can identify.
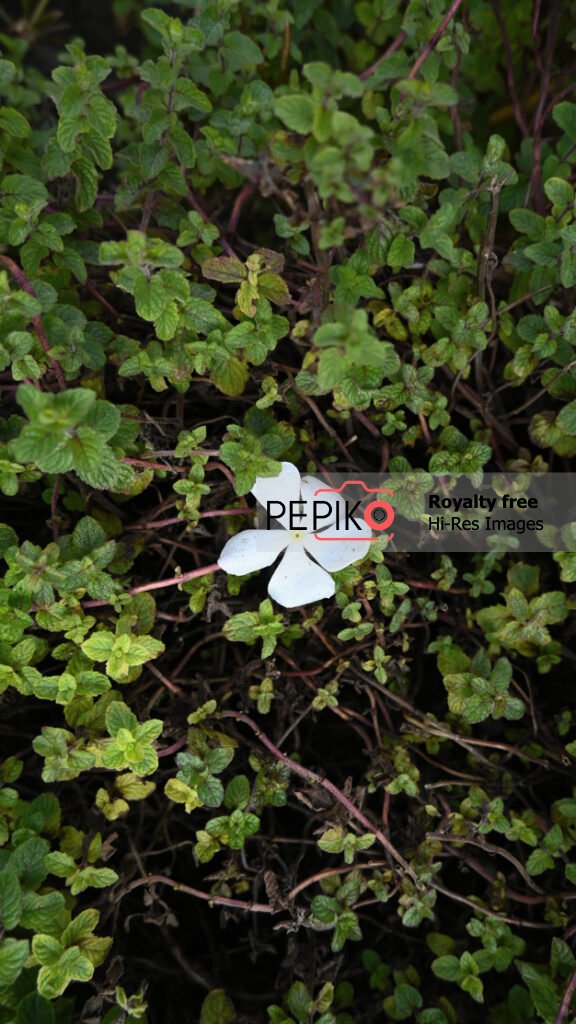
[0,255,65,390]
[531,1,561,212]
[228,183,256,235]
[220,711,418,882]
[556,965,576,1024]
[360,30,407,80]
[50,474,61,541]
[127,509,248,531]
[490,0,529,137]
[85,280,120,318]
[408,0,464,80]
[122,873,273,914]
[121,457,188,473]
[82,563,220,608]
[158,737,188,758]
[147,662,187,698]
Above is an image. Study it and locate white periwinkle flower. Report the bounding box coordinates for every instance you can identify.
[218,462,372,608]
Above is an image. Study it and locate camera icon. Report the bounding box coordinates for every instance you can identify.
[311,479,395,542]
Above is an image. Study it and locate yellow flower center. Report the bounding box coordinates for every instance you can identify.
[290,529,306,542]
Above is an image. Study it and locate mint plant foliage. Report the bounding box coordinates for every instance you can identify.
[1,1,576,1022]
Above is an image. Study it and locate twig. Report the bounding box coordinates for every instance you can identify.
[404,579,467,594]
[490,0,529,136]
[127,508,248,530]
[0,255,65,390]
[50,474,61,541]
[140,190,156,232]
[360,30,407,80]
[475,175,502,389]
[428,833,544,895]
[408,0,464,80]
[82,562,219,608]
[531,0,561,212]
[121,457,188,473]
[147,662,187,699]
[531,0,543,75]
[555,964,576,1024]
[304,180,332,316]
[157,737,188,758]
[228,183,256,235]
[431,880,559,929]
[502,358,576,418]
[404,713,559,769]
[85,280,120,318]
[354,409,380,438]
[183,183,238,259]
[287,861,388,900]
[120,873,273,914]
[285,366,351,458]
[219,711,419,883]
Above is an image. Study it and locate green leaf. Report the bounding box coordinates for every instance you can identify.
[0,108,31,138]
[544,177,573,207]
[211,355,249,397]
[432,955,462,982]
[200,990,235,1024]
[274,95,315,133]
[0,871,21,929]
[201,257,246,284]
[387,235,415,269]
[105,700,137,735]
[20,891,66,933]
[553,101,576,140]
[16,994,56,1024]
[526,849,555,876]
[0,939,29,988]
[37,947,94,999]
[0,59,16,85]
[224,774,250,810]
[58,115,82,151]
[516,962,559,1021]
[81,631,115,661]
[461,975,484,1003]
[286,980,312,1022]
[174,79,212,113]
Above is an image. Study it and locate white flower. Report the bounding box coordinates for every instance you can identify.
[217,462,372,608]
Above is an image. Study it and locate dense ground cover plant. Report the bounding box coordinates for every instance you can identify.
[2,0,576,1020]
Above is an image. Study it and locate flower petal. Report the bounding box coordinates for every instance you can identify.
[218,529,288,575]
[304,516,373,571]
[300,474,347,532]
[267,547,335,608]
[251,462,301,531]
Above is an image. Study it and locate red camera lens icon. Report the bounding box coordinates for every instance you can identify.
[312,481,395,542]
[363,498,395,531]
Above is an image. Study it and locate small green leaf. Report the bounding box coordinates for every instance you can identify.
[200,989,235,1024]
[387,235,415,270]
[0,938,29,987]
[274,95,315,133]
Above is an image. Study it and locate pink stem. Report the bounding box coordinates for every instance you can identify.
[220,711,418,882]
[123,873,273,914]
[360,29,407,80]
[408,0,464,80]
[127,509,248,530]
[0,256,65,390]
[158,737,188,758]
[83,563,220,608]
